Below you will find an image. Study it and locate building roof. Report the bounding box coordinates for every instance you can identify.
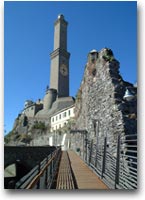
[35,96,75,119]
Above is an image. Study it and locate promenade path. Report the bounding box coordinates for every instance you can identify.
[56,151,109,190]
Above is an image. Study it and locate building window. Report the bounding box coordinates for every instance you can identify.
[56,116,58,121]
[59,124,61,129]
[59,114,61,119]
[52,118,54,122]
[68,110,71,116]
[63,112,66,118]
[64,122,67,126]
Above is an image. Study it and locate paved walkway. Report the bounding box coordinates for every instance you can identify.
[67,151,109,189]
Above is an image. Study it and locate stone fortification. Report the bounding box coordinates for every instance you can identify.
[73,48,137,154]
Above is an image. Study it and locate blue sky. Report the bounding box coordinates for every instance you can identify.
[4,1,137,135]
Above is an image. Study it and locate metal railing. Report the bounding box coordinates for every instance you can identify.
[84,134,137,189]
[15,147,61,189]
[70,130,137,189]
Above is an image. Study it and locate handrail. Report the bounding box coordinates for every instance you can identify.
[26,150,58,189]
[15,147,61,189]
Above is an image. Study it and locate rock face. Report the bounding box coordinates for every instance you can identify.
[73,48,137,154]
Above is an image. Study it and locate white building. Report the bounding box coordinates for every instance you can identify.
[50,105,75,132]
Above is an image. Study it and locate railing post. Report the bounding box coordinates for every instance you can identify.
[89,139,93,166]
[48,152,53,186]
[101,137,107,178]
[45,156,48,188]
[36,162,41,189]
[83,133,85,160]
[115,134,121,189]
[94,120,99,169]
[85,134,88,163]
[95,145,98,168]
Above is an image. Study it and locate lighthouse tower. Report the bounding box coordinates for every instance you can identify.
[36,15,74,118]
[50,14,70,98]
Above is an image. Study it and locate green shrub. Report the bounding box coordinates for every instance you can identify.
[32,121,46,131]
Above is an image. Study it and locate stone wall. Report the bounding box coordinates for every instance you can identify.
[73,48,137,155]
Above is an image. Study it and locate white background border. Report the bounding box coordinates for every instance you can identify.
[0,0,144,199]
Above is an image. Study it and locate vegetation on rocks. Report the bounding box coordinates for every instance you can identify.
[102,48,115,62]
[4,131,15,144]
[32,121,46,131]
[76,89,82,101]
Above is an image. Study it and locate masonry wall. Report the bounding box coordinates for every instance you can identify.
[73,48,137,155]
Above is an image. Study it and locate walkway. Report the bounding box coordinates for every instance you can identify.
[56,151,75,189]
[56,151,109,190]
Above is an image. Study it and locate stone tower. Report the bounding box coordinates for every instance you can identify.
[50,14,70,97]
